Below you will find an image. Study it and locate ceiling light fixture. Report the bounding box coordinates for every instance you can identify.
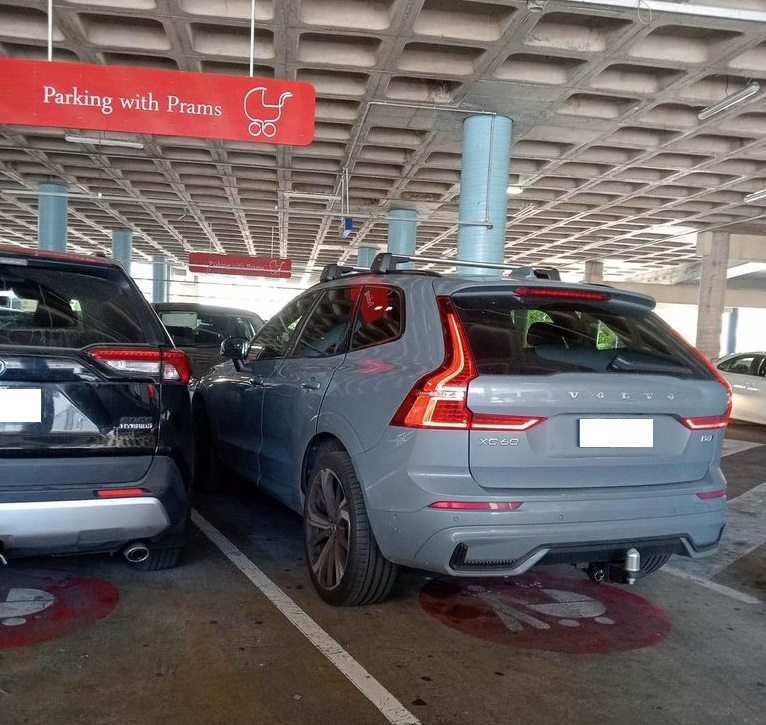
[64,135,144,149]
[744,189,766,203]
[697,82,760,121]
[506,185,524,195]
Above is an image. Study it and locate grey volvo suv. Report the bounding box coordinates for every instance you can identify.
[194,254,730,605]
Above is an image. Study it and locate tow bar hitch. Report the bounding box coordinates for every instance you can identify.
[586,548,642,585]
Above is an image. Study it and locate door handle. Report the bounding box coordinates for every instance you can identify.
[249,375,265,386]
[301,381,321,390]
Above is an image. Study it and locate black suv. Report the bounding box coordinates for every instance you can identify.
[0,247,193,569]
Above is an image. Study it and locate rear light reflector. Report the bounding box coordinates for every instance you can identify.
[697,490,726,500]
[471,414,545,431]
[430,501,523,511]
[513,287,609,301]
[680,415,729,430]
[89,348,191,384]
[97,488,145,498]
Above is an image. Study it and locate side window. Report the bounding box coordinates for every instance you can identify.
[350,285,403,351]
[729,355,755,375]
[716,359,731,372]
[246,293,318,362]
[291,287,354,358]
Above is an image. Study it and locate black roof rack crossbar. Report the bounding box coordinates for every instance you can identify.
[319,263,366,282]
[368,252,560,280]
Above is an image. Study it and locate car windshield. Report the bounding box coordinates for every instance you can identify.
[0,261,152,347]
[452,292,714,380]
[158,309,261,347]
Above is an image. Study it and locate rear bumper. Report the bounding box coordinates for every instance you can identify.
[0,455,189,558]
[375,511,724,577]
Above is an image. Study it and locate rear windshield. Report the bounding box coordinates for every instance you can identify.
[452,292,714,380]
[0,261,152,348]
[158,309,262,347]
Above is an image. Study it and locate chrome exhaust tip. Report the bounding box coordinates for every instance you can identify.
[123,542,150,564]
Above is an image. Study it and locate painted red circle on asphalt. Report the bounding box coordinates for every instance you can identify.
[419,572,670,654]
[0,570,119,649]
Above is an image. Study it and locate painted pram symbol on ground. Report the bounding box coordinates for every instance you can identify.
[243,87,294,138]
[0,588,54,627]
[468,584,615,632]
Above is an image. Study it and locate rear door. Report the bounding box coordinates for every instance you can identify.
[0,257,164,483]
[204,292,320,479]
[719,354,763,423]
[258,286,355,510]
[452,287,729,491]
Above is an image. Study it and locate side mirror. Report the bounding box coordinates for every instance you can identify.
[220,336,249,360]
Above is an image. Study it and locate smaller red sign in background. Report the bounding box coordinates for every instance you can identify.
[189,252,292,279]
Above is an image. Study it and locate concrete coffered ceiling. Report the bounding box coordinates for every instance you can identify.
[0,0,765,285]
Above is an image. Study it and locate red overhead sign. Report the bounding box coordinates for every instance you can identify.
[189,252,292,279]
[0,58,315,146]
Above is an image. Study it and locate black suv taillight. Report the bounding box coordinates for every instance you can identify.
[89,348,191,384]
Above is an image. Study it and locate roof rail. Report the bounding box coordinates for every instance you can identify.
[368,252,560,280]
[319,263,365,282]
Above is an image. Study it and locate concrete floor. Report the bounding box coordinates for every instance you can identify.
[2,427,766,725]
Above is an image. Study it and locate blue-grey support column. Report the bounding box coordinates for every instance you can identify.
[387,208,417,268]
[456,115,513,276]
[357,245,377,269]
[111,230,133,275]
[38,182,67,252]
[152,255,168,303]
[726,308,739,355]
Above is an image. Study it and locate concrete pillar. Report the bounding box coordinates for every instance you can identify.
[456,114,512,276]
[38,182,67,252]
[387,208,417,268]
[695,231,729,359]
[584,260,604,284]
[152,255,168,303]
[111,230,133,275]
[357,245,377,269]
[726,308,739,355]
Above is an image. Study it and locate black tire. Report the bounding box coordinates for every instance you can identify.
[192,403,221,494]
[132,546,183,571]
[639,553,672,577]
[304,450,397,606]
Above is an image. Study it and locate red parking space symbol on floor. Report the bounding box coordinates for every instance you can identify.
[0,570,119,649]
[420,572,670,654]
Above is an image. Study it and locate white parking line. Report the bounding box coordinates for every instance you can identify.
[721,439,761,457]
[663,480,766,605]
[191,510,421,725]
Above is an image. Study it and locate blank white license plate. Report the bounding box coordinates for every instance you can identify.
[579,418,653,448]
[0,388,42,423]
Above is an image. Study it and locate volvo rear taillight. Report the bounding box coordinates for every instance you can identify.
[680,344,732,430]
[391,297,545,431]
[89,348,191,384]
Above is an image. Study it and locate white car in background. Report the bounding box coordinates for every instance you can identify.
[716,352,766,425]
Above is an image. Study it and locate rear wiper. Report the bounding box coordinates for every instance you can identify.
[607,354,691,376]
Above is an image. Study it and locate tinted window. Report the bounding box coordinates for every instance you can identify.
[0,261,150,347]
[159,309,262,347]
[728,355,756,375]
[247,293,318,361]
[350,286,403,351]
[453,293,713,380]
[292,287,354,358]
